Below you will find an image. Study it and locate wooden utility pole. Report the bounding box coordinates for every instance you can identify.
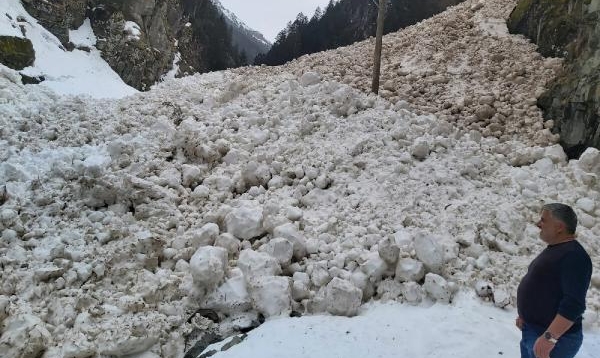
[371,0,387,94]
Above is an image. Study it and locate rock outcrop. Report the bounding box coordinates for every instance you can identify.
[508,0,600,158]
[21,0,87,44]
[0,36,35,70]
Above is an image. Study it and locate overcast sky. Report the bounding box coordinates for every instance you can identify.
[220,0,332,43]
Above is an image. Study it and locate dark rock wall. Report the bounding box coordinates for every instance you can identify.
[508,0,600,158]
[21,0,87,44]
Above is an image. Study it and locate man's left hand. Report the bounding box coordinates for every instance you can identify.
[533,336,555,358]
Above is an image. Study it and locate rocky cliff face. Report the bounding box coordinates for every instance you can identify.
[508,0,600,158]
[19,0,258,91]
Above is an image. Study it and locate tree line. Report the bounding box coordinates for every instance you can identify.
[255,0,463,66]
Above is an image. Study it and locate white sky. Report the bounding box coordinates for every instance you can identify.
[220,0,332,42]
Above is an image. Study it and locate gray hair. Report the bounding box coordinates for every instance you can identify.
[543,203,577,234]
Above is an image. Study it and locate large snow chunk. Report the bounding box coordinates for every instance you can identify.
[545,144,567,164]
[82,153,110,178]
[237,249,281,278]
[225,205,265,240]
[202,269,252,314]
[414,234,444,273]
[576,198,596,213]
[188,223,220,248]
[360,252,387,282]
[325,278,363,316]
[378,236,399,265]
[577,147,600,174]
[292,272,311,300]
[395,258,425,282]
[241,161,272,188]
[423,273,453,303]
[214,233,241,255]
[300,72,321,86]
[261,237,294,267]
[402,282,424,304]
[272,223,307,260]
[0,314,51,358]
[190,246,228,290]
[248,276,291,317]
[494,204,525,241]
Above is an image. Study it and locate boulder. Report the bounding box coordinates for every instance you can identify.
[0,314,52,358]
[189,246,228,290]
[423,273,453,303]
[225,206,265,240]
[248,276,291,317]
[325,278,362,316]
[413,234,444,273]
[395,258,425,282]
[237,249,281,278]
[0,36,35,70]
[272,223,307,260]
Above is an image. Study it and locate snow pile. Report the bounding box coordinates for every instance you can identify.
[242,0,562,146]
[1,0,600,357]
[1,61,599,356]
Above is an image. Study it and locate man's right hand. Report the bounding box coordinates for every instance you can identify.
[516,316,524,330]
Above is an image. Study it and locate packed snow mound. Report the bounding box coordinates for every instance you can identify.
[2,62,600,356]
[239,0,562,147]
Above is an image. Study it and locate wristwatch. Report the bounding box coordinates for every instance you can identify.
[543,331,558,344]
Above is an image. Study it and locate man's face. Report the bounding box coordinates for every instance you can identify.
[536,210,562,244]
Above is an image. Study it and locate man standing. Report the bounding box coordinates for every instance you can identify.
[517,203,593,358]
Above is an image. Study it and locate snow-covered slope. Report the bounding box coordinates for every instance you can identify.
[0,0,599,357]
[0,0,136,99]
[211,0,271,62]
[212,0,271,48]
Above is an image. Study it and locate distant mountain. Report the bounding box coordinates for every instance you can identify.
[212,0,271,64]
[256,0,465,66]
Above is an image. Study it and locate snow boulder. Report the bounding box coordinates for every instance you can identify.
[189,246,228,291]
[402,282,424,304]
[577,147,600,174]
[414,234,444,273]
[292,272,311,300]
[248,276,292,317]
[423,273,454,303]
[395,258,425,282]
[202,269,252,314]
[300,72,321,87]
[0,314,52,358]
[225,204,265,240]
[378,236,400,265]
[214,233,241,255]
[260,237,294,267]
[494,205,525,241]
[325,278,363,316]
[237,249,282,278]
[272,223,307,260]
[360,252,387,282]
[188,223,220,248]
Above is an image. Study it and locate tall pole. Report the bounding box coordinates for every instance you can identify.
[371,0,387,94]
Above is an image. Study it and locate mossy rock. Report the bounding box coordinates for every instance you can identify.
[0,36,35,70]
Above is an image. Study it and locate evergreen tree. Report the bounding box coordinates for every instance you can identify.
[255,0,464,66]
